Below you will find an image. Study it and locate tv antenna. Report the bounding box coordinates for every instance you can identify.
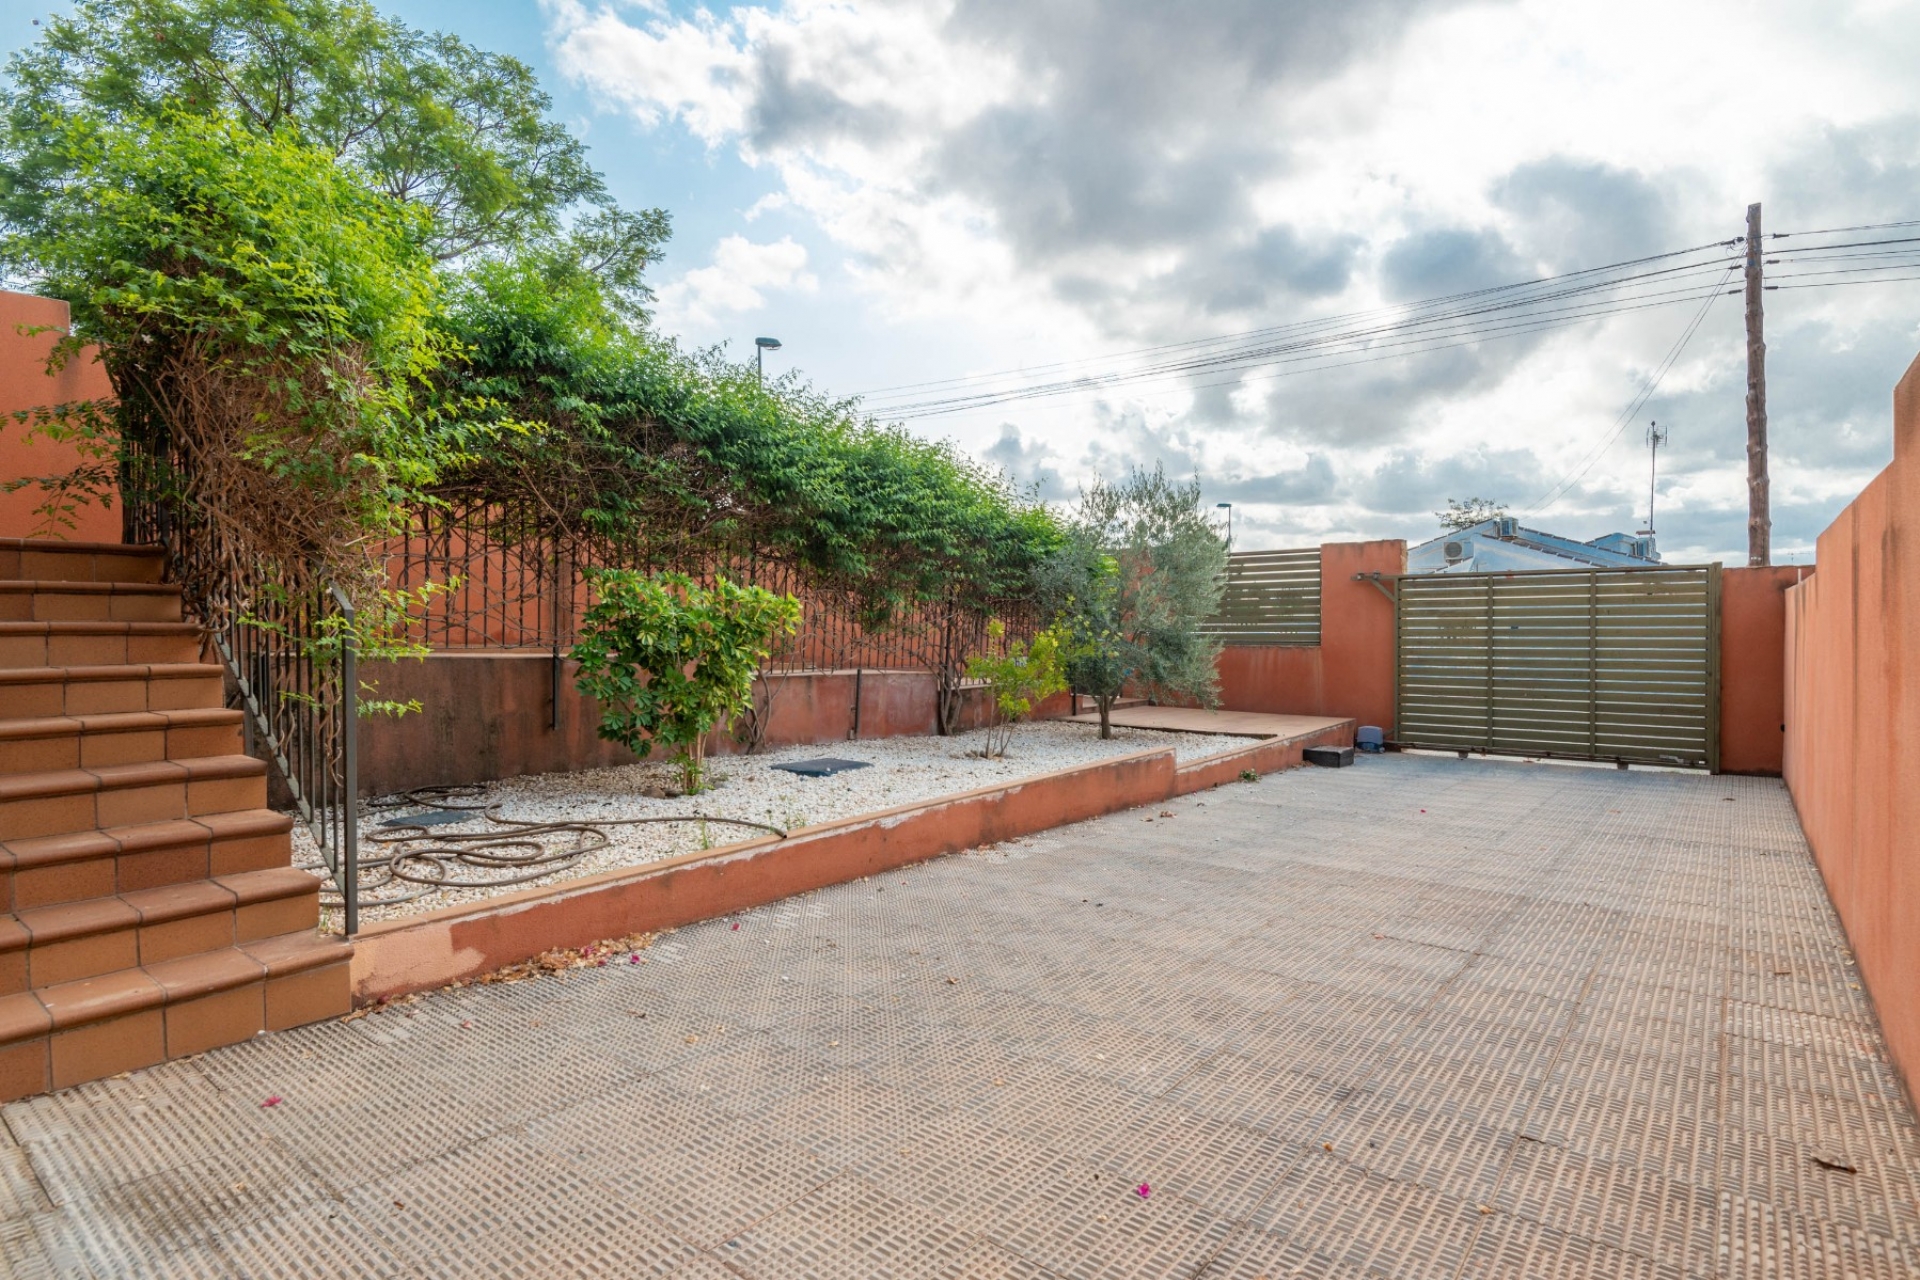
[1640,420,1669,537]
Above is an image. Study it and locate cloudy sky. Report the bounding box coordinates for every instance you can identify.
[11,0,1920,561]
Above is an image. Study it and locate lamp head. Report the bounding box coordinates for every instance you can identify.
[755,337,783,351]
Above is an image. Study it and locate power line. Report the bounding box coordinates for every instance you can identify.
[863,254,1740,413]
[866,255,1743,418]
[1522,263,1739,515]
[850,239,1741,404]
[1770,218,1920,238]
[881,282,1746,429]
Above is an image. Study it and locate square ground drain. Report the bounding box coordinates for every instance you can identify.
[772,758,872,777]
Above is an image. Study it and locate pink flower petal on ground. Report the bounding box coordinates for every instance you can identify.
[628,954,642,964]
[1136,1183,1151,1198]
[731,922,740,931]
[260,1096,282,1108]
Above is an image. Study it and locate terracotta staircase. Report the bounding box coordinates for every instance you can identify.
[0,538,351,1102]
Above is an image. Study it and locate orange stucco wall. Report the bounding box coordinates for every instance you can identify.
[1718,565,1803,776]
[0,292,118,542]
[1785,350,1920,1097]
[1215,539,1405,731]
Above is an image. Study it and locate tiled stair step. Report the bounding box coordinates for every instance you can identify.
[0,580,181,623]
[0,620,203,667]
[0,866,321,992]
[0,929,351,1100]
[0,809,295,911]
[0,539,163,584]
[0,662,224,717]
[0,708,244,775]
[0,755,267,843]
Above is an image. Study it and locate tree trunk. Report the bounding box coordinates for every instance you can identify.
[1097,695,1113,740]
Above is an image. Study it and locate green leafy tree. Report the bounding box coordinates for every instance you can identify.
[1437,497,1507,531]
[965,619,1068,759]
[1041,465,1228,739]
[571,569,802,795]
[0,0,668,307]
[0,111,460,589]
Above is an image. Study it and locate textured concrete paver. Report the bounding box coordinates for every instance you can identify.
[4,754,1918,1278]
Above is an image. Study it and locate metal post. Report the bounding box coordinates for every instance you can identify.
[330,585,359,937]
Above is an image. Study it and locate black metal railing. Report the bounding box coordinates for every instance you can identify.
[121,436,364,934]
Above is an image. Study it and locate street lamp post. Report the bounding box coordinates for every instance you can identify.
[1216,502,1232,551]
[754,336,782,382]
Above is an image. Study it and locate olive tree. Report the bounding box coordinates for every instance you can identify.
[1041,466,1227,738]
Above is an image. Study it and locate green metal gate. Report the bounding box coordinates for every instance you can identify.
[1395,565,1721,769]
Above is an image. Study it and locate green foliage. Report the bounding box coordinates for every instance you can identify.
[0,0,667,305]
[571,569,802,795]
[1437,497,1507,531]
[1042,465,1228,739]
[2,393,119,535]
[965,619,1068,758]
[434,257,1063,622]
[0,111,465,574]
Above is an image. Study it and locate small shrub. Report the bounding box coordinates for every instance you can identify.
[572,569,801,794]
[966,620,1068,758]
[1240,768,1259,782]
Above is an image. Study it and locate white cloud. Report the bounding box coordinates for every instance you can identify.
[549,0,1920,561]
[652,234,818,330]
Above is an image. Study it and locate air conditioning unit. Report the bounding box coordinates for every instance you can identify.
[1443,540,1468,563]
[1494,517,1518,538]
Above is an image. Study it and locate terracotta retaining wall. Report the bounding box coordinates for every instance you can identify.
[1785,349,1920,1097]
[349,719,1354,1002]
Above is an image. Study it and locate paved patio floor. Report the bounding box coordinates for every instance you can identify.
[4,755,1917,1279]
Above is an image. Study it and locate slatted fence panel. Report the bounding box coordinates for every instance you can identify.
[1204,548,1321,646]
[1395,565,1719,768]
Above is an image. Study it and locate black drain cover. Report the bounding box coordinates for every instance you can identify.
[378,809,476,828]
[772,757,873,777]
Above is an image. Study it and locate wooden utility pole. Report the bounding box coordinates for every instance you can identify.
[1745,202,1770,567]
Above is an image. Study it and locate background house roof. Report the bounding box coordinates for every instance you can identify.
[1407,518,1662,574]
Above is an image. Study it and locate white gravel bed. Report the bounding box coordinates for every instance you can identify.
[309,719,1261,927]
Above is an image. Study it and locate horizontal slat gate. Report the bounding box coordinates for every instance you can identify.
[1203,549,1321,646]
[1395,565,1720,768]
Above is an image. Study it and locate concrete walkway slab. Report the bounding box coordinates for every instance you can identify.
[1065,705,1350,739]
[4,755,1917,1278]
